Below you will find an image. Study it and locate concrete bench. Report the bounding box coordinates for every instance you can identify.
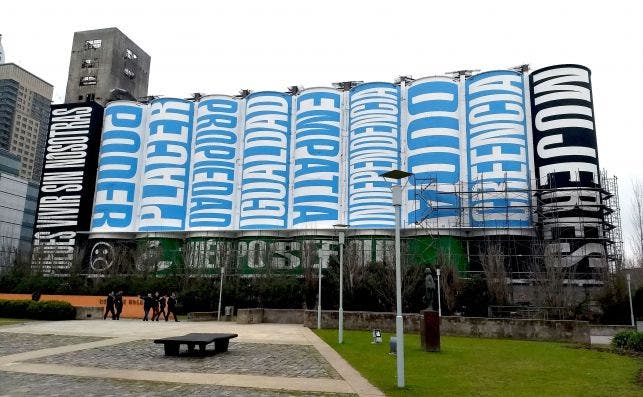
[187,311,217,321]
[153,333,237,356]
[75,306,104,320]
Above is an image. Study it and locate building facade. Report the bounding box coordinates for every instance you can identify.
[0,63,53,181]
[31,64,622,280]
[64,28,151,105]
[0,148,38,268]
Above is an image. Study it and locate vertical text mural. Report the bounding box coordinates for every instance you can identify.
[406,77,461,228]
[529,64,606,269]
[348,83,400,228]
[291,88,342,229]
[138,98,193,232]
[91,101,146,233]
[239,92,292,229]
[188,96,242,230]
[32,102,104,274]
[466,70,531,229]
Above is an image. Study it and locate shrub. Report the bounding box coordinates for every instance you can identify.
[0,299,76,320]
[612,331,643,352]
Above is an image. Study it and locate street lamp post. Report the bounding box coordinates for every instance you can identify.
[317,252,322,329]
[436,267,442,316]
[380,169,413,389]
[339,231,344,342]
[334,224,349,344]
[217,266,224,321]
[627,274,635,327]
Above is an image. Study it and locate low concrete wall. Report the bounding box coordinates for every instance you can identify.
[236,308,591,343]
[237,308,264,324]
[187,311,217,321]
[263,308,304,324]
[589,325,635,336]
[303,310,420,332]
[74,306,103,320]
[303,310,590,344]
[441,316,590,344]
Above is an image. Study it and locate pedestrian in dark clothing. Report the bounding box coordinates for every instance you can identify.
[114,291,123,320]
[154,293,167,321]
[166,292,179,322]
[103,291,116,320]
[151,291,160,321]
[140,293,153,321]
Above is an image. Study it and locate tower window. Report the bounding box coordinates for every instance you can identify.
[124,49,138,60]
[84,39,102,50]
[81,59,98,68]
[80,76,97,86]
[123,68,135,79]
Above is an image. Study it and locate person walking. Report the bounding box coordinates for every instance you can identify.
[103,291,116,320]
[140,293,153,321]
[151,291,160,321]
[166,292,179,322]
[154,293,167,321]
[114,291,124,320]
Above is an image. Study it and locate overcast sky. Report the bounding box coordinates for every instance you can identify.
[3,0,642,255]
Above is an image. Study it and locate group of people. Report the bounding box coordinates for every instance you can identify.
[140,292,179,322]
[103,291,124,320]
[102,291,179,321]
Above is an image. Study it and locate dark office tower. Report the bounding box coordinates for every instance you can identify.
[0,63,53,181]
[64,28,151,105]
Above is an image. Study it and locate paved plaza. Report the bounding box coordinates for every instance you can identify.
[0,320,383,397]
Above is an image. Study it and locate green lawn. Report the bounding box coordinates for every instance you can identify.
[315,329,642,397]
[0,318,31,327]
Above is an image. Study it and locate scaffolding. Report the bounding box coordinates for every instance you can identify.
[410,171,623,280]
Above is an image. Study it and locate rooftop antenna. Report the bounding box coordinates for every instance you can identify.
[108,88,136,103]
[235,89,252,99]
[510,64,530,73]
[445,69,480,80]
[332,81,363,91]
[286,85,303,95]
[0,34,5,63]
[394,75,415,85]
[186,92,204,101]
[138,95,160,104]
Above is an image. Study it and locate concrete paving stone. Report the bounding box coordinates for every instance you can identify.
[0,320,313,345]
[0,333,104,356]
[27,341,341,379]
[0,372,357,397]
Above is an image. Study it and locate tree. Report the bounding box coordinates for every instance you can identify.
[434,247,461,313]
[528,239,580,319]
[480,243,509,306]
[630,179,643,267]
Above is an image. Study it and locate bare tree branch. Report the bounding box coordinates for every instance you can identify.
[630,178,643,267]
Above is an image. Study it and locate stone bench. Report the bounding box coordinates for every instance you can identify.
[153,333,238,356]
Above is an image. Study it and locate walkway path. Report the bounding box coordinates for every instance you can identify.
[0,320,384,397]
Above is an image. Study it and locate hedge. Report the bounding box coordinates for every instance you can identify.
[0,299,76,320]
[612,330,643,352]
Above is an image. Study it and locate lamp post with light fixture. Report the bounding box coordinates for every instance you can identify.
[334,224,349,343]
[317,252,322,329]
[380,169,413,388]
[627,274,635,327]
[436,267,442,316]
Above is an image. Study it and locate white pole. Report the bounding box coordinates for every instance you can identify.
[627,274,635,327]
[392,184,405,388]
[436,268,442,316]
[318,254,322,329]
[339,231,345,343]
[217,266,224,321]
